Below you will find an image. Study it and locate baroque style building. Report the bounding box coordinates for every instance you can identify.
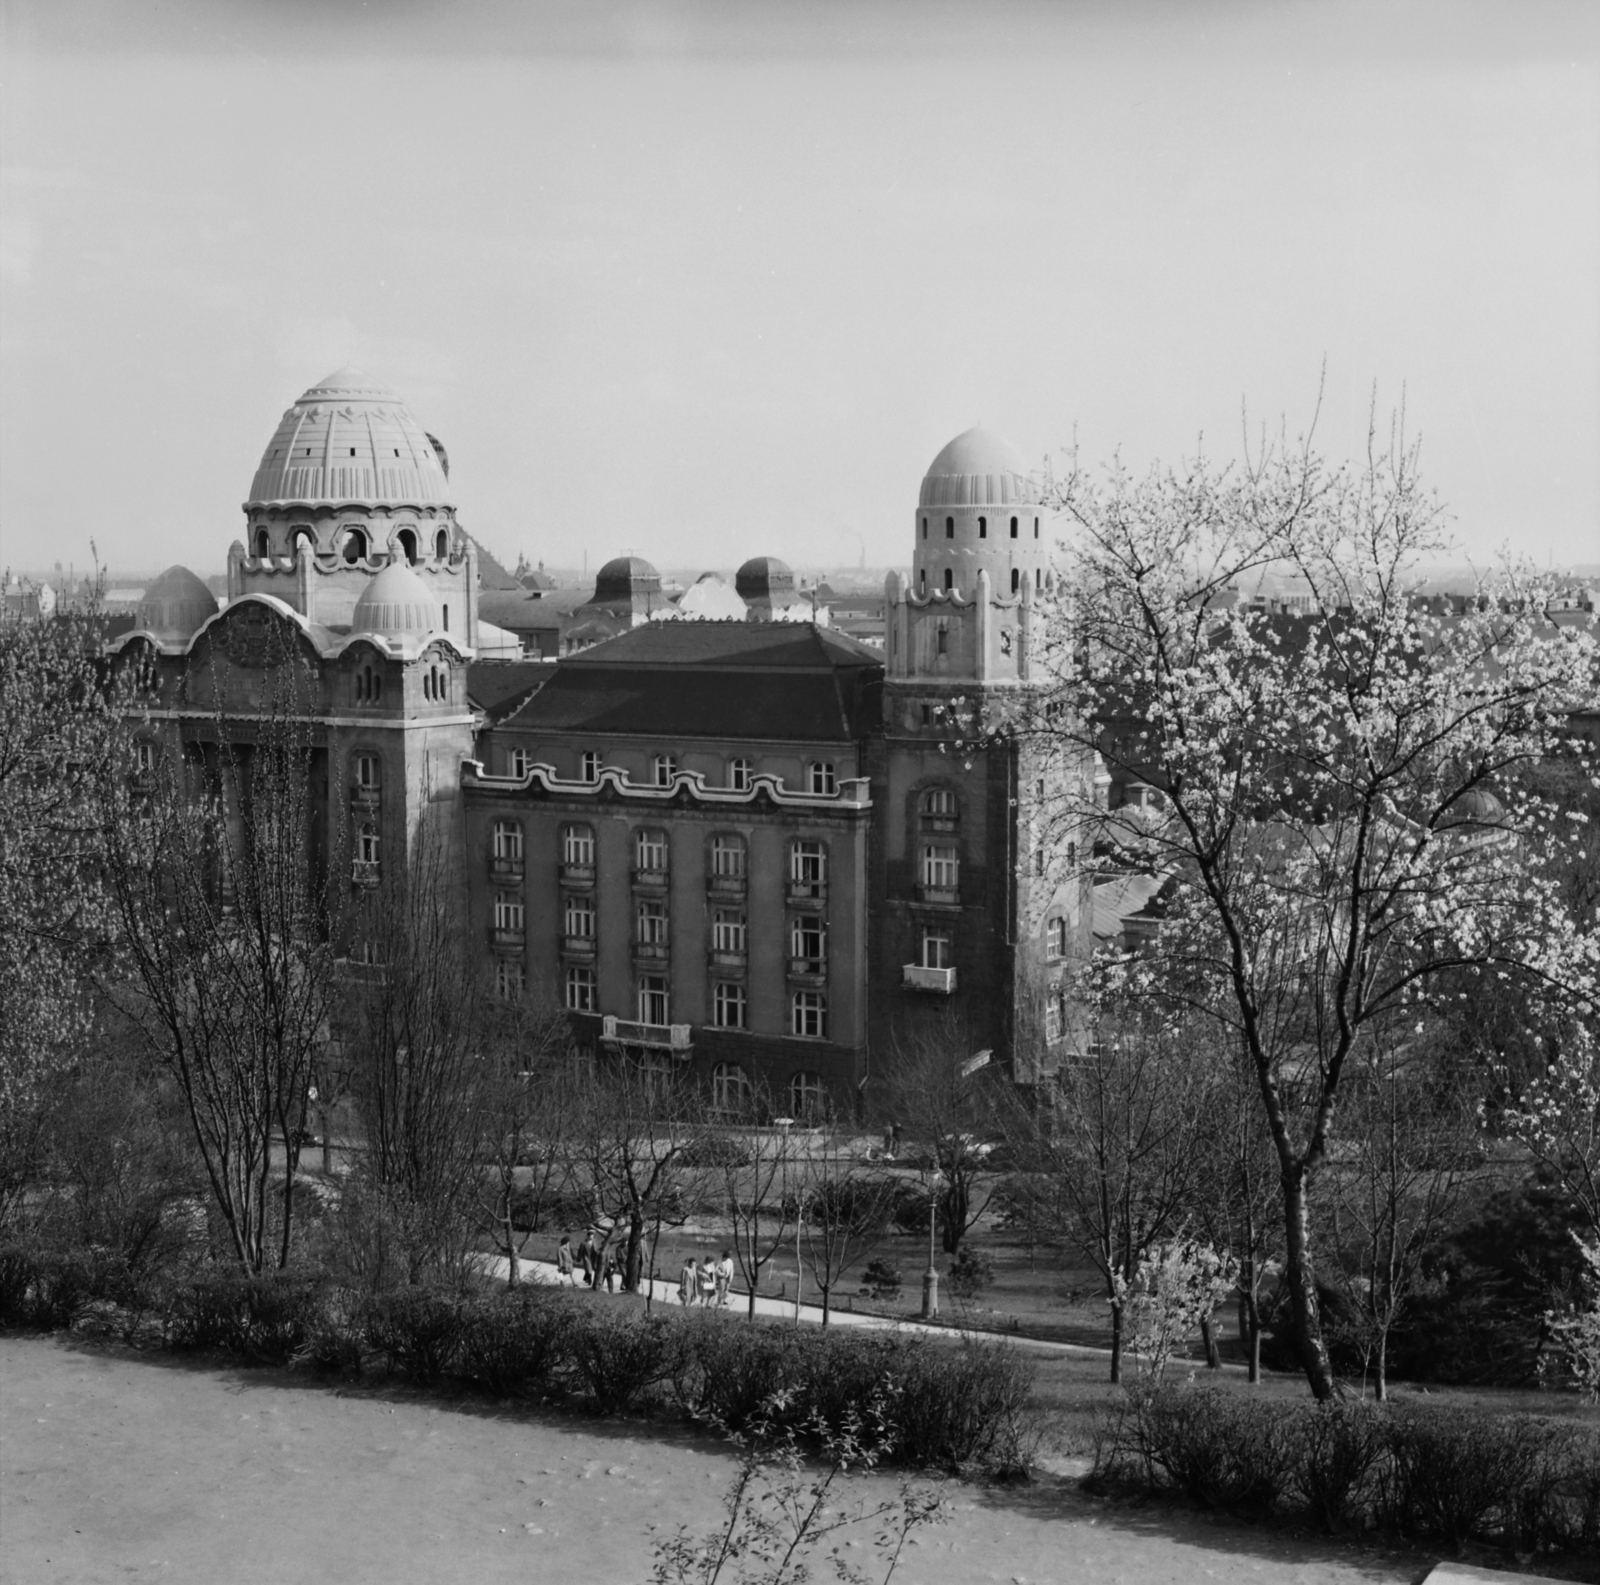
[113,370,1095,1114]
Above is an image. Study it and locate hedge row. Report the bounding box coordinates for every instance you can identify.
[0,1248,1034,1474]
[1095,1384,1600,1560]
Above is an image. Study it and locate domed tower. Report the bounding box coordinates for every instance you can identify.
[735,556,800,621]
[886,427,1055,690]
[228,367,478,644]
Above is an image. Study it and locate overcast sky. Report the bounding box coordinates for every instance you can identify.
[2,0,1597,583]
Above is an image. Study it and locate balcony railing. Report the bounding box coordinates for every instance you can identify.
[787,956,827,985]
[903,963,957,994]
[490,855,525,882]
[600,1015,693,1054]
[709,949,747,972]
[707,872,747,898]
[633,940,670,962]
[351,859,381,889]
[350,786,381,812]
[786,878,827,908]
[561,934,597,960]
[490,926,526,954]
[560,862,595,887]
[632,867,669,892]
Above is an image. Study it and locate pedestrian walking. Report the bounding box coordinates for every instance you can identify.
[579,1229,600,1289]
[696,1256,717,1308]
[715,1250,734,1308]
[601,1247,620,1293]
[556,1236,575,1285]
[678,1256,697,1307]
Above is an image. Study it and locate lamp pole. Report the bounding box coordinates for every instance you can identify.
[921,1169,941,1320]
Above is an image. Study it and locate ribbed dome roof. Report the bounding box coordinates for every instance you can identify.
[735,556,796,600]
[919,426,1041,509]
[1444,786,1507,827]
[350,562,441,637]
[247,367,452,508]
[592,555,661,602]
[137,565,218,641]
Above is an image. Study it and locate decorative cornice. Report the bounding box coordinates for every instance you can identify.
[463,760,872,813]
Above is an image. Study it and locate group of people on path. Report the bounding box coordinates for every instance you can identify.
[555,1232,734,1307]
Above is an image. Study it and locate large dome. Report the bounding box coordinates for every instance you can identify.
[919,426,1041,509]
[247,367,452,509]
[735,556,795,601]
[350,561,441,637]
[592,555,661,603]
[137,565,218,642]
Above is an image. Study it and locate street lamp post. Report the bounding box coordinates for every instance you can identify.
[921,1169,941,1320]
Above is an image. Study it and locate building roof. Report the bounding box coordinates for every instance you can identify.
[467,659,552,721]
[500,621,883,741]
[247,367,452,509]
[919,426,1042,509]
[137,565,219,641]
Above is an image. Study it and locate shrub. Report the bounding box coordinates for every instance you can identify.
[1285,1400,1386,1533]
[565,1304,682,1415]
[785,1330,914,1452]
[673,1315,808,1432]
[457,1287,575,1398]
[1131,1385,1291,1512]
[163,1270,328,1364]
[947,1245,994,1301]
[363,1288,466,1384]
[894,1340,1035,1472]
[861,1257,901,1301]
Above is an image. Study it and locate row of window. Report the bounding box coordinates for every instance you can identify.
[916,565,1048,596]
[921,515,1040,540]
[493,822,831,887]
[557,965,832,1039]
[547,894,828,961]
[507,750,840,795]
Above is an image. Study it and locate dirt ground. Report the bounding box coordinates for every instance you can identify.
[1,1335,1428,1585]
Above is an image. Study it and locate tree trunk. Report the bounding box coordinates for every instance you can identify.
[821,1281,831,1326]
[1374,1332,1388,1402]
[1282,1168,1337,1400]
[1244,1288,1263,1384]
[1109,1297,1124,1384]
[503,1190,520,1287]
[1199,1314,1221,1369]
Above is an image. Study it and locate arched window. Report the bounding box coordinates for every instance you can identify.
[1034,516,1040,538]
[1046,916,1068,960]
[788,839,827,895]
[1009,516,1018,539]
[353,752,380,791]
[918,569,926,596]
[712,1062,752,1116]
[635,827,668,873]
[921,787,958,825]
[728,757,751,792]
[397,529,418,565]
[254,528,269,559]
[492,820,523,864]
[977,516,987,539]
[342,527,368,564]
[788,1071,827,1122]
[435,528,449,560]
[920,517,928,540]
[710,833,746,880]
[942,568,954,592]
[563,823,596,867]
[945,516,954,539]
[1010,569,1020,595]
[1036,568,1043,591]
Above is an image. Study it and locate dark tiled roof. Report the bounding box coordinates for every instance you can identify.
[501,621,883,741]
[467,659,552,721]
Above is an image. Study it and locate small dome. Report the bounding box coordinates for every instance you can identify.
[735,556,796,601]
[1445,786,1507,828]
[248,367,452,508]
[350,561,440,637]
[919,426,1041,509]
[137,565,218,641]
[592,555,661,603]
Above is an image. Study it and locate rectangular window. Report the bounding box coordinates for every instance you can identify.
[581,750,600,783]
[565,966,596,1012]
[563,824,595,866]
[652,754,677,788]
[509,747,531,778]
[728,758,751,792]
[1034,845,1045,876]
[493,892,525,932]
[356,823,381,864]
[637,899,669,945]
[921,844,959,890]
[494,960,524,1001]
[790,839,827,888]
[791,990,828,1039]
[565,893,595,938]
[638,975,669,1027]
[712,981,747,1029]
[790,915,826,970]
[635,828,668,871]
[711,834,746,878]
[921,929,951,970]
[492,820,523,861]
[807,761,836,796]
[1046,916,1067,960]
[355,752,380,789]
[1045,992,1064,1044]
[135,741,156,774]
[712,909,746,953]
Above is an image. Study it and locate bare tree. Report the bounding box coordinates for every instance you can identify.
[800,1128,897,1325]
[718,1105,803,1320]
[1040,1003,1212,1382]
[1323,1031,1481,1399]
[100,632,334,1273]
